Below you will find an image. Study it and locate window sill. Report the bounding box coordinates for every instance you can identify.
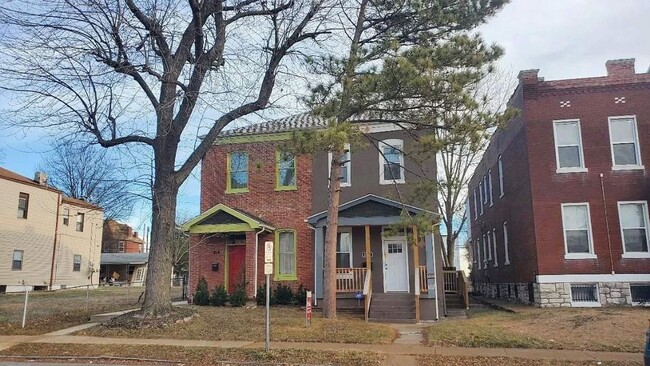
[504,261,510,265]
[564,254,597,260]
[556,167,588,174]
[612,165,645,171]
[275,186,297,192]
[379,179,405,185]
[570,301,601,308]
[499,194,504,198]
[493,263,498,268]
[274,275,298,281]
[621,252,650,259]
[226,189,249,194]
[340,183,351,188]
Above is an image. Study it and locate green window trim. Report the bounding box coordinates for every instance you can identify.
[226,152,249,194]
[274,229,297,281]
[275,150,297,191]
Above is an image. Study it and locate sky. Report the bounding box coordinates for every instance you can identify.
[1,0,649,235]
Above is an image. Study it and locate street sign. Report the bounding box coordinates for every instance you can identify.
[264,241,274,263]
[305,291,312,325]
[264,263,273,275]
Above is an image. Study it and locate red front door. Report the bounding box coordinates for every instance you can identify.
[228,245,246,294]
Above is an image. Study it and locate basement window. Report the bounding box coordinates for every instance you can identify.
[570,284,600,307]
[630,285,650,305]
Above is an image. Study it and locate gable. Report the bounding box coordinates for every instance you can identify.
[339,200,403,218]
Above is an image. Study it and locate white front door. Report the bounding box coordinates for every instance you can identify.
[383,239,409,292]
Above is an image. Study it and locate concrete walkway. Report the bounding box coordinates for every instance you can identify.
[0,333,643,363]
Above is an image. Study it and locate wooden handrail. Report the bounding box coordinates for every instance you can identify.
[418,266,428,293]
[336,267,367,293]
[363,269,372,321]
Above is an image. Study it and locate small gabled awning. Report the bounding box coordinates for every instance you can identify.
[181,203,275,234]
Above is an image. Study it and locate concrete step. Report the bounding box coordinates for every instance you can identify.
[369,317,417,324]
[369,310,415,319]
[370,305,415,312]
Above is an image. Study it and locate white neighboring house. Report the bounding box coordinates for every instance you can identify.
[0,167,104,292]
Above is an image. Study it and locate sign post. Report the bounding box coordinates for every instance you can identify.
[264,241,274,352]
[305,290,312,326]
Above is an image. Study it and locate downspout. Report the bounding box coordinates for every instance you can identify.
[599,173,616,275]
[255,227,270,294]
[431,224,441,321]
[306,221,317,306]
[49,192,62,289]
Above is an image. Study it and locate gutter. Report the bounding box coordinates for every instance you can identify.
[49,192,62,289]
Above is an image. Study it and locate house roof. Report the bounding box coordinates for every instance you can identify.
[103,220,145,244]
[62,196,103,211]
[101,252,149,265]
[0,166,60,193]
[182,203,276,233]
[307,194,438,225]
[220,113,328,137]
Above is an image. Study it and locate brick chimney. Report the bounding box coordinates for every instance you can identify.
[133,231,138,238]
[605,59,635,78]
[34,171,48,186]
[517,69,540,85]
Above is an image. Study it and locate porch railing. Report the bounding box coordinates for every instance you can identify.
[418,266,428,293]
[443,270,459,293]
[336,267,367,293]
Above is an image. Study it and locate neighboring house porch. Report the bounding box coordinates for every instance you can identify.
[99,253,148,286]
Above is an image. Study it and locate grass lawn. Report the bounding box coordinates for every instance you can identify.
[427,306,648,353]
[80,306,397,344]
[0,343,385,366]
[0,286,183,335]
[418,355,641,366]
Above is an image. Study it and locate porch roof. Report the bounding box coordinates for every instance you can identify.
[181,203,275,234]
[306,194,437,227]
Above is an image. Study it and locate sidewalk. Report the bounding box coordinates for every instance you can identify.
[0,332,643,363]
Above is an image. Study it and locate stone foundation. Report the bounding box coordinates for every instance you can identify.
[475,281,638,307]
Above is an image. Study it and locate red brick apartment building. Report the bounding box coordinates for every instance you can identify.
[469,59,650,307]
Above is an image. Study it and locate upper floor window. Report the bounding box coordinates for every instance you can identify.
[276,151,297,190]
[17,193,29,219]
[487,169,493,206]
[473,189,478,220]
[618,201,650,258]
[492,230,498,267]
[73,254,82,272]
[553,119,586,173]
[482,176,488,204]
[328,144,351,187]
[498,155,504,197]
[12,250,23,271]
[479,182,484,215]
[63,208,70,226]
[117,241,125,253]
[608,116,643,170]
[379,139,405,184]
[275,230,296,280]
[503,221,510,265]
[336,231,353,268]
[76,213,85,232]
[227,152,248,193]
[561,203,595,259]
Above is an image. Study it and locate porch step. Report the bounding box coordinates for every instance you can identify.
[368,293,416,323]
[445,294,465,309]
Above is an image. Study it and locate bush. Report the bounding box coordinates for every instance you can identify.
[210,285,228,306]
[256,284,267,305]
[193,277,210,306]
[293,284,308,305]
[273,283,294,305]
[229,284,247,307]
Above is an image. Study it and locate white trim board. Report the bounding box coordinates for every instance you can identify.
[537,274,650,283]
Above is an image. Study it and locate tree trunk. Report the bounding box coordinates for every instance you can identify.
[322,148,343,319]
[141,154,178,316]
[445,220,455,268]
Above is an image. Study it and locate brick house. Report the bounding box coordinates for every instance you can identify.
[468,59,650,307]
[102,219,145,253]
[184,114,449,322]
[0,167,104,292]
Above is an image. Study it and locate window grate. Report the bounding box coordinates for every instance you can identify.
[571,284,598,303]
[630,285,650,304]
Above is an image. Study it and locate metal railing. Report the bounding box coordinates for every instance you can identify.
[335,267,367,293]
[443,270,459,293]
[418,266,428,293]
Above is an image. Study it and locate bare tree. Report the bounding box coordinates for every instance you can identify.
[41,142,135,220]
[0,0,328,317]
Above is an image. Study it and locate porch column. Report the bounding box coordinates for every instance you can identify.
[365,225,371,270]
[412,226,420,322]
[314,226,324,299]
[425,232,437,299]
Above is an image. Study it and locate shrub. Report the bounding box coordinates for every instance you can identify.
[273,283,294,305]
[229,284,247,307]
[193,276,210,306]
[210,285,228,306]
[256,284,267,305]
[293,284,308,305]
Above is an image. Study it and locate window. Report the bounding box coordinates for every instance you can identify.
[76,213,85,232]
[336,232,353,268]
[553,120,586,172]
[487,230,492,260]
[630,284,650,304]
[570,284,600,307]
[226,152,248,193]
[498,155,504,197]
[12,250,23,271]
[275,230,296,280]
[482,176,488,204]
[609,116,643,169]
[479,183,484,215]
[328,144,351,187]
[561,203,595,258]
[379,139,405,184]
[17,193,29,219]
[73,254,81,272]
[488,170,493,206]
[473,189,478,220]
[482,234,487,264]
[618,201,650,258]
[492,230,498,267]
[276,151,297,190]
[135,267,145,282]
[476,239,481,269]
[117,241,125,253]
[62,208,70,226]
[503,222,510,265]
